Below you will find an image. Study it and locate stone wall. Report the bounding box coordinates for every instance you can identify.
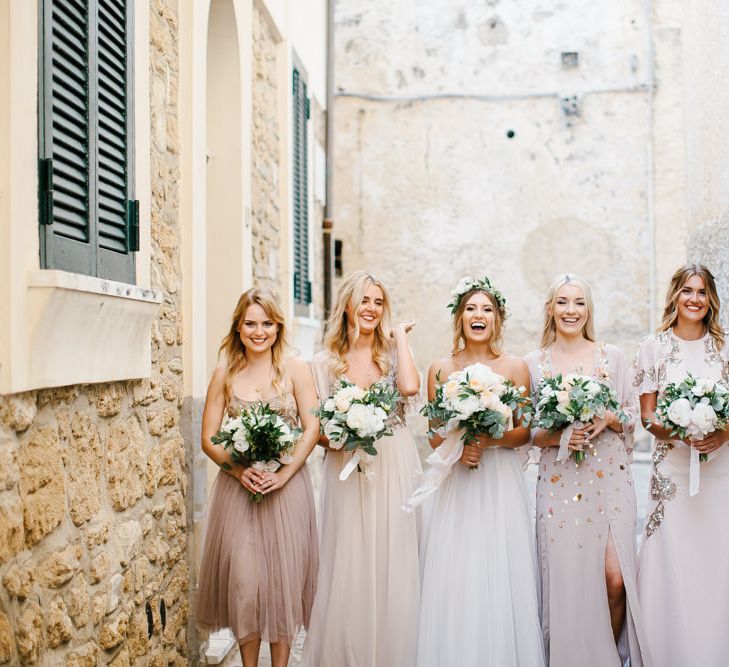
[332,0,661,366]
[0,2,190,664]
[251,5,282,292]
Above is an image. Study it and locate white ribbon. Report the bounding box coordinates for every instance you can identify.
[686,444,720,497]
[403,429,465,512]
[339,450,375,481]
[557,421,582,463]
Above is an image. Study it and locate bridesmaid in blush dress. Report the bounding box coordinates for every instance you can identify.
[302,271,422,667]
[196,288,319,667]
[524,274,651,667]
[635,264,729,667]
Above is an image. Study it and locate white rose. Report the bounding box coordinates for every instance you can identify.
[452,276,476,297]
[454,395,482,421]
[556,403,572,416]
[585,381,602,397]
[232,429,249,454]
[346,404,376,437]
[692,378,715,397]
[691,403,718,435]
[540,385,553,397]
[556,390,570,405]
[666,397,693,428]
[323,418,346,448]
[335,394,353,413]
[253,460,282,473]
[323,398,336,412]
[464,363,501,388]
[443,380,460,400]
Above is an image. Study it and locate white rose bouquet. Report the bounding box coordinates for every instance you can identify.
[655,374,729,462]
[421,362,532,469]
[212,402,300,502]
[315,379,401,480]
[534,373,626,463]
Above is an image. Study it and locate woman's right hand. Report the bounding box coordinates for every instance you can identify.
[460,443,482,467]
[568,426,589,452]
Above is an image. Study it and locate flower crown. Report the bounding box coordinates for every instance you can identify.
[447,276,508,319]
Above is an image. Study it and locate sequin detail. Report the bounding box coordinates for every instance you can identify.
[644,441,677,539]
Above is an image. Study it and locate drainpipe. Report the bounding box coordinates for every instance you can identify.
[323,0,335,319]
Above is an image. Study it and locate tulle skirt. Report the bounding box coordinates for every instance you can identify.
[196,466,318,645]
[417,447,545,667]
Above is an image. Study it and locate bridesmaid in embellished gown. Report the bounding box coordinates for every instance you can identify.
[524,274,651,667]
[196,288,319,667]
[635,264,729,667]
[302,271,422,667]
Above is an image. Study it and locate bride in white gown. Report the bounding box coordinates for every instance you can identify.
[410,277,545,667]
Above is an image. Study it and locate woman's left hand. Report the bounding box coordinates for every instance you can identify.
[691,430,728,454]
[584,413,614,441]
[390,320,416,338]
[260,470,289,494]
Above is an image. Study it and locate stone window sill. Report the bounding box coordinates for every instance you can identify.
[3,270,163,393]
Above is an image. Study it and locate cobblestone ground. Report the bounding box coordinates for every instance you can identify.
[224,454,654,666]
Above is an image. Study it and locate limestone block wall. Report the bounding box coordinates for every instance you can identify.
[252,5,282,292]
[0,3,190,664]
[332,1,658,364]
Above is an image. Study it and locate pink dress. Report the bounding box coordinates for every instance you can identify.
[525,342,652,667]
[634,330,729,667]
[196,393,318,645]
[302,350,421,667]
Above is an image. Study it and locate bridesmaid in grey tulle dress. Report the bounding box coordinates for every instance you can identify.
[196,288,319,667]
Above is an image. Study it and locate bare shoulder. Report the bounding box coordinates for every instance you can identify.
[500,352,528,373]
[285,355,313,380]
[429,355,456,380]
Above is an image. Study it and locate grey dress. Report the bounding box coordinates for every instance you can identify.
[524,342,652,667]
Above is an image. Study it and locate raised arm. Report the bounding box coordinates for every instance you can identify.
[393,321,420,396]
[427,361,446,449]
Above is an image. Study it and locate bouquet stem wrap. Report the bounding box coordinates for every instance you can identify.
[686,445,719,497]
[557,421,583,463]
[403,429,465,512]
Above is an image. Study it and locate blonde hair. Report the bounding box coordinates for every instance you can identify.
[219,288,288,404]
[452,289,504,355]
[323,271,392,377]
[659,263,724,349]
[540,273,596,348]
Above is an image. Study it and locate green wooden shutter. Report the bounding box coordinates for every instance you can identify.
[292,67,311,306]
[39,0,94,275]
[39,0,136,283]
[96,0,136,280]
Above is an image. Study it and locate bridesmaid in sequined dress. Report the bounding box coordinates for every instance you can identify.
[635,264,729,667]
[196,288,319,667]
[524,274,651,667]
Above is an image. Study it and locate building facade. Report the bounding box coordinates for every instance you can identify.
[0,0,328,663]
[330,0,726,366]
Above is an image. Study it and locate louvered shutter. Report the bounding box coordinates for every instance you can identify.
[292,67,311,306]
[39,0,136,283]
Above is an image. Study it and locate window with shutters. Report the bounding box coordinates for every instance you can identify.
[292,65,311,307]
[38,0,138,284]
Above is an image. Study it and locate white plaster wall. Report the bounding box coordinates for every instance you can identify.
[333,0,657,365]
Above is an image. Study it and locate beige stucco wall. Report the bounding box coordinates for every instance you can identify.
[333,1,662,367]
[680,0,729,319]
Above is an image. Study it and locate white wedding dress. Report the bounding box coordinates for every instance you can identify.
[417,446,545,666]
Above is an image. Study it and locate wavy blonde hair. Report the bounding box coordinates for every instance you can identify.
[659,263,724,349]
[540,273,596,348]
[452,289,504,355]
[323,271,392,377]
[219,288,288,404]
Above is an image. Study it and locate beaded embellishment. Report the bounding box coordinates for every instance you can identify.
[644,440,677,539]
